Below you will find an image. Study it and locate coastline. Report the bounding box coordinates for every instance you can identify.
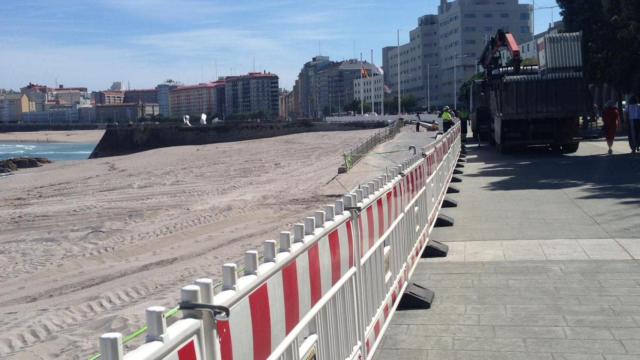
[0,130,104,144]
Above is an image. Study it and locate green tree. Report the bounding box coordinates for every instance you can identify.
[557,0,640,95]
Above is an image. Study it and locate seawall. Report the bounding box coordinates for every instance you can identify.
[89,121,389,158]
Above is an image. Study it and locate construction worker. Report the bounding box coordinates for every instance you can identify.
[441,106,454,133]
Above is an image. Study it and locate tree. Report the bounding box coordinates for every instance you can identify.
[458,72,485,110]
[557,0,640,95]
[401,96,418,113]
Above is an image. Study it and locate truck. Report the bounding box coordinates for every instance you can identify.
[472,30,591,153]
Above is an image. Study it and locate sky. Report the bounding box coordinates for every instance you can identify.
[0,0,561,92]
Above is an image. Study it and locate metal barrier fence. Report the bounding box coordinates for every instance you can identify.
[97,123,461,360]
[341,120,404,173]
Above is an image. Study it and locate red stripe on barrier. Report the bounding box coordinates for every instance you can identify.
[346,220,354,268]
[358,216,364,255]
[282,261,299,334]
[366,206,375,248]
[178,340,197,360]
[217,320,233,360]
[384,304,390,320]
[374,321,381,339]
[392,291,397,305]
[308,244,322,305]
[328,230,341,285]
[386,192,393,226]
[393,186,399,218]
[377,198,384,236]
[249,284,271,360]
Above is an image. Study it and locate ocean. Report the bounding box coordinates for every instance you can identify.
[0,142,96,161]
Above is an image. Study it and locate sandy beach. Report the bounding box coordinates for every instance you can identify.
[0,126,435,359]
[0,130,104,144]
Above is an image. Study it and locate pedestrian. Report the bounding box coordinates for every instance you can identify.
[627,96,640,153]
[441,106,454,133]
[602,101,619,155]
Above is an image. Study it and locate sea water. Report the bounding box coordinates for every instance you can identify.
[0,142,96,161]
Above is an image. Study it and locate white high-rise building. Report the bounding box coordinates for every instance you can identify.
[383,0,533,110]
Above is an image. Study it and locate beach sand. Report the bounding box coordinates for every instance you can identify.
[0,126,433,359]
[0,130,104,144]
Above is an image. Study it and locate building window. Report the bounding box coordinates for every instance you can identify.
[500,13,509,18]
[520,13,530,20]
[484,13,493,18]
[521,26,530,33]
[485,26,493,32]
[464,13,476,19]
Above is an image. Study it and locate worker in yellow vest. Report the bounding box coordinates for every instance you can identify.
[441,106,454,132]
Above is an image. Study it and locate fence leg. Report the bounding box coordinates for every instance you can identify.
[196,279,219,360]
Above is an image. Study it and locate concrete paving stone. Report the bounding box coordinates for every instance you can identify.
[494,326,566,339]
[384,324,409,337]
[473,278,510,287]
[598,280,640,288]
[604,356,640,360]
[428,350,553,360]
[621,339,640,354]
[541,240,590,260]
[507,305,615,316]
[563,327,614,340]
[407,325,494,338]
[526,339,626,354]
[420,262,490,274]
[599,288,640,296]
[615,239,640,259]
[578,239,632,260]
[453,337,526,352]
[465,305,506,315]
[465,241,506,262]
[609,328,640,340]
[592,273,640,280]
[552,355,605,360]
[480,314,567,326]
[392,311,479,325]
[610,305,640,315]
[577,296,622,305]
[565,316,638,328]
[373,349,428,360]
[616,296,640,305]
[379,333,453,350]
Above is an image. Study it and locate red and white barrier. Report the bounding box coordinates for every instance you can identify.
[97,123,462,360]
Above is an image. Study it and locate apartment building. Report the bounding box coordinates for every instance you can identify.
[170,81,225,119]
[353,72,385,114]
[224,72,279,120]
[383,0,533,109]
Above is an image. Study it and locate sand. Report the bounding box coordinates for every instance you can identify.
[0,130,105,144]
[0,126,434,359]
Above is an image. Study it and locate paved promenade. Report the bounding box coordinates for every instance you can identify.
[376,136,640,360]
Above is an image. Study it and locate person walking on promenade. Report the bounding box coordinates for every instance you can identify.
[627,96,640,153]
[602,101,620,155]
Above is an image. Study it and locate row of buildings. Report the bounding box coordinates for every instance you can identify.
[1,72,280,124]
[381,0,534,110]
[278,0,535,119]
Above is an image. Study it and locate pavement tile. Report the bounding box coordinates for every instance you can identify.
[373,349,428,360]
[453,337,526,352]
[380,333,453,350]
[494,326,566,339]
[552,355,605,360]
[615,239,640,259]
[541,240,589,261]
[428,350,553,360]
[609,328,640,340]
[578,239,632,260]
[526,339,626,354]
[563,327,614,340]
[502,241,547,261]
[565,316,638,328]
[621,339,640,354]
[407,325,494,338]
[480,314,567,326]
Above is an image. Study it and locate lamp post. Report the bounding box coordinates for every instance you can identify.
[453,53,473,110]
[427,63,440,113]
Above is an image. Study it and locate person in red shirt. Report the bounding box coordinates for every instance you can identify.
[602,101,620,155]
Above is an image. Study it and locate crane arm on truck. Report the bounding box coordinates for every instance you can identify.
[478,29,523,75]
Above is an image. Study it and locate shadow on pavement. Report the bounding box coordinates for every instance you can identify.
[464,141,640,205]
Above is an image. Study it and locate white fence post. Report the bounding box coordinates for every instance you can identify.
[145,306,166,342]
[196,278,218,360]
[100,333,123,360]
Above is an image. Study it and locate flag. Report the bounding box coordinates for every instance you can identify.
[361,66,369,78]
[384,85,392,94]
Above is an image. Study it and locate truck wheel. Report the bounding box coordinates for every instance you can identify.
[561,143,580,154]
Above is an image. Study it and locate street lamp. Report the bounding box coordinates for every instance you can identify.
[453,53,473,110]
[427,63,440,113]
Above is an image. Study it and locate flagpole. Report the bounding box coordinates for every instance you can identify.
[360,52,364,115]
[370,49,375,114]
[397,29,401,115]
